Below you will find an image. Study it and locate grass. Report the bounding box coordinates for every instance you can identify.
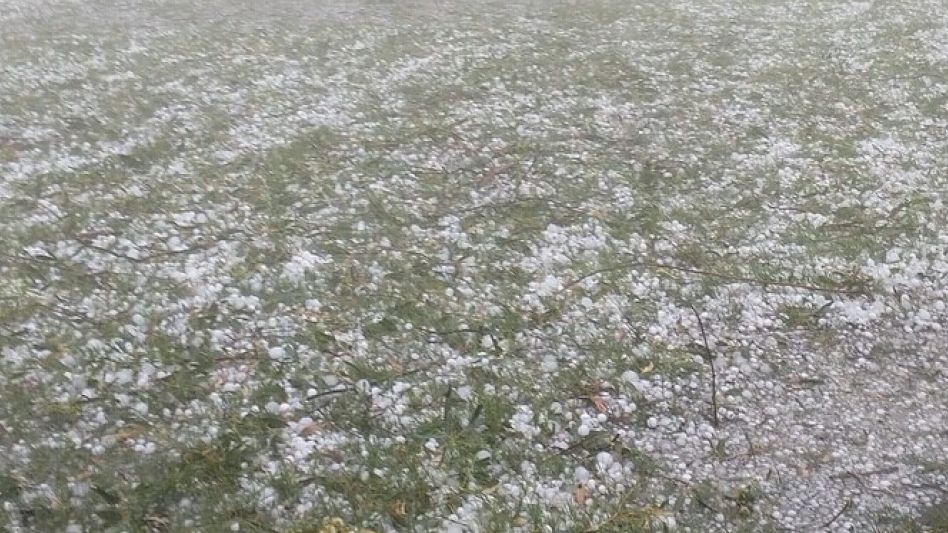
[1,0,947,531]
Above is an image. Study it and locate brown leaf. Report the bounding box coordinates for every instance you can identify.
[591,396,608,413]
[390,500,408,524]
[299,421,325,437]
[574,485,589,505]
[110,425,147,442]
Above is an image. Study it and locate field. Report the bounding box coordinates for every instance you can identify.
[1,0,947,531]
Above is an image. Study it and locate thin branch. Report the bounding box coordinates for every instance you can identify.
[654,472,724,516]
[308,386,354,399]
[690,304,720,427]
[648,261,869,295]
[820,499,852,529]
[565,259,871,296]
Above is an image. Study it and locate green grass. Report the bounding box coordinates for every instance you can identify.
[1,0,947,531]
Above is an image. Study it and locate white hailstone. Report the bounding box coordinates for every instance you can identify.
[114,369,133,385]
[137,362,155,388]
[305,299,321,312]
[541,356,559,372]
[230,522,240,531]
[697,423,715,439]
[456,386,473,401]
[267,346,286,360]
[504,483,523,498]
[475,450,491,460]
[444,524,465,533]
[533,274,561,297]
[69,482,90,497]
[509,406,541,438]
[133,402,149,416]
[647,417,658,429]
[577,424,591,437]
[575,466,591,483]
[596,451,614,469]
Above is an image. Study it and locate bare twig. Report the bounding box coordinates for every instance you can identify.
[821,499,852,529]
[308,386,354,399]
[651,261,869,296]
[654,472,724,516]
[690,304,720,427]
[566,260,871,297]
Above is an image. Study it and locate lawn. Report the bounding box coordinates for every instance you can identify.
[1,0,947,531]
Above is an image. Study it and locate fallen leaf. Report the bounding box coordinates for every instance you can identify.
[591,396,608,413]
[574,485,589,505]
[390,500,408,524]
[299,421,325,437]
